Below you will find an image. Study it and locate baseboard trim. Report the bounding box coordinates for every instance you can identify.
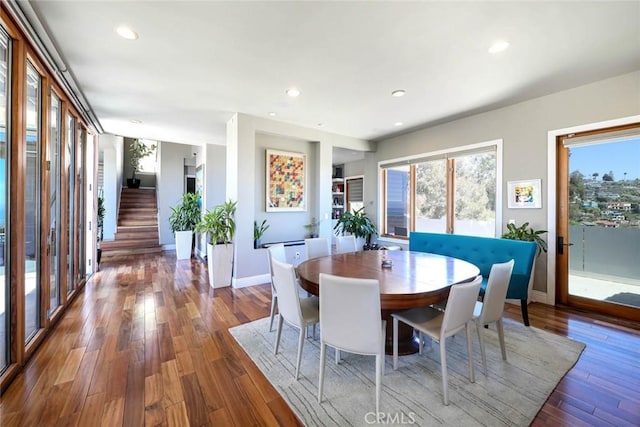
[162,244,176,251]
[233,274,270,289]
[530,290,548,304]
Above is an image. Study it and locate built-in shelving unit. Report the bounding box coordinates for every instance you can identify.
[332,164,345,220]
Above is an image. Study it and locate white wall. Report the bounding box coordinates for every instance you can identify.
[157,141,198,246]
[226,113,375,287]
[372,71,640,294]
[254,133,317,244]
[98,134,123,241]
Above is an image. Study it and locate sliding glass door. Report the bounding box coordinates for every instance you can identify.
[24,62,41,343]
[48,92,61,315]
[0,28,10,373]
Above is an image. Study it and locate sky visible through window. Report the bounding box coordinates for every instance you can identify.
[570,138,640,180]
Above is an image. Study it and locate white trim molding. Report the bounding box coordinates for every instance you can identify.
[233,274,270,289]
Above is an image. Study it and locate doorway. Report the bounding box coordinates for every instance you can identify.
[556,123,640,321]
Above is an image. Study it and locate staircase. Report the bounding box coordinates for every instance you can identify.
[101,188,162,256]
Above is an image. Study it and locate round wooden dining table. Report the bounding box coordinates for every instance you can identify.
[296,249,480,354]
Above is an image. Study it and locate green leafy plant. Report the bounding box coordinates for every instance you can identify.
[196,200,237,245]
[97,195,105,227]
[333,207,377,239]
[129,138,156,180]
[254,219,269,241]
[501,222,548,255]
[169,192,201,232]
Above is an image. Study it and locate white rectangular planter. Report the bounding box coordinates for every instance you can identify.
[207,243,234,288]
[175,230,193,260]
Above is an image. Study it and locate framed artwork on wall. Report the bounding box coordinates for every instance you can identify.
[507,179,542,209]
[266,149,306,212]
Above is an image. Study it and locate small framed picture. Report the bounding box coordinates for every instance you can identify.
[507,179,542,209]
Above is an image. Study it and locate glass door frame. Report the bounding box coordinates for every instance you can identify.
[553,119,640,322]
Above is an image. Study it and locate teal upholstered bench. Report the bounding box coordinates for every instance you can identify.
[409,232,537,326]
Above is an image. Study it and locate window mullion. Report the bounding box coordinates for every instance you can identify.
[446,158,455,234]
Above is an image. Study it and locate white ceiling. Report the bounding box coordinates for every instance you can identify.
[22,1,640,149]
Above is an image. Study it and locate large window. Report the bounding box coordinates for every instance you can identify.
[0,28,10,373]
[382,144,498,238]
[25,61,41,343]
[65,113,75,295]
[48,91,61,316]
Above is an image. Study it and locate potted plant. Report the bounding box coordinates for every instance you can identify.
[501,222,548,255]
[254,219,269,249]
[196,200,237,288]
[127,139,156,188]
[333,207,377,250]
[169,192,201,260]
[96,194,105,266]
[304,217,320,238]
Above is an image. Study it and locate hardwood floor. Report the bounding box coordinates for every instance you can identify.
[1,252,638,426]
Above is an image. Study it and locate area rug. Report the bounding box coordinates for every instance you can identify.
[229,317,585,426]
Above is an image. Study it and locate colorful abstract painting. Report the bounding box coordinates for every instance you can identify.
[266,149,306,211]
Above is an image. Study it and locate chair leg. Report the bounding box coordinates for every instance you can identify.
[392,317,399,370]
[521,299,530,326]
[475,319,488,376]
[269,294,277,332]
[418,331,423,355]
[318,342,326,403]
[335,348,340,365]
[497,318,507,361]
[440,339,449,405]
[466,322,475,384]
[375,353,382,414]
[274,315,284,355]
[295,327,306,380]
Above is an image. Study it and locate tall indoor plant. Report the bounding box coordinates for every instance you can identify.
[196,200,237,287]
[127,139,156,188]
[96,194,105,266]
[169,192,201,260]
[333,207,377,250]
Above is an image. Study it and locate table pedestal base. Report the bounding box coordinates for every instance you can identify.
[382,309,419,355]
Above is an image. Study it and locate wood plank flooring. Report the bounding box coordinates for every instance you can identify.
[1,251,639,426]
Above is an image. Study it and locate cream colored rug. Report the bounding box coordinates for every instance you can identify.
[229,317,584,426]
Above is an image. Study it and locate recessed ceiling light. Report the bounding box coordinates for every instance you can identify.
[286,87,301,97]
[130,119,142,124]
[488,40,509,54]
[391,90,406,97]
[116,25,139,40]
[317,123,324,127]
[268,112,276,117]
[394,122,403,127]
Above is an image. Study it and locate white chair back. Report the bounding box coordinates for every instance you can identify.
[271,258,303,329]
[442,276,482,337]
[335,235,358,254]
[267,244,287,277]
[319,273,382,354]
[481,260,514,324]
[305,237,331,259]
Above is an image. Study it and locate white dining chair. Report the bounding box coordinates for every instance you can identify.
[335,235,358,254]
[474,260,514,376]
[266,244,287,332]
[318,273,385,414]
[305,237,331,259]
[392,276,482,405]
[271,258,320,380]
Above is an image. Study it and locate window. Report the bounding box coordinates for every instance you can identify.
[0,27,10,373]
[137,139,157,173]
[382,143,499,238]
[25,61,41,343]
[48,91,61,316]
